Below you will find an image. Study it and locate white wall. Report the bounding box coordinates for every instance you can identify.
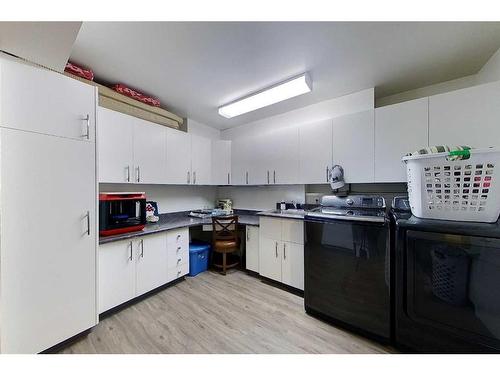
[218,185,305,211]
[377,46,500,107]
[100,183,217,214]
[0,22,82,71]
[221,88,374,140]
[187,118,221,140]
[376,75,478,107]
[476,47,500,84]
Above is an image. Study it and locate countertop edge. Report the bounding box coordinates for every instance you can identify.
[256,211,306,220]
[99,211,260,245]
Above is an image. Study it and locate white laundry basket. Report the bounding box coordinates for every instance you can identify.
[403,148,500,222]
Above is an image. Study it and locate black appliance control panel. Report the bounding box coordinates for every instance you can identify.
[320,195,386,209]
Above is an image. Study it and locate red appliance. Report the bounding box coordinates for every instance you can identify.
[99,193,147,236]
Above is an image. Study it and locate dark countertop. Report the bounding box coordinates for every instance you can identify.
[256,209,306,220]
[99,209,260,245]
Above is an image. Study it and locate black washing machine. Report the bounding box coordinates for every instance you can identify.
[304,195,392,343]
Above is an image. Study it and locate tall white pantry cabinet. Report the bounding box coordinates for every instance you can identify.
[0,55,98,353]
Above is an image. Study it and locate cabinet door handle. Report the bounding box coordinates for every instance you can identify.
[275,242,278,258]
[326,166,329,182]
[140,239,144,258]
[267,170,270,184]
[129,241,133,261]
[84,211,91,236]
[136,166,141,182]
[273,170,276,184]
[227,172,230,185]
[177,246,182,252]
[246,171,249,184]
[81,114,90,139]
[177,258,182,263]
[283,242,286,260]
[187,171,190,184]
[126,165,130,182]
[177,234,181,241]
[193,171,196,184]
[247,229,250,241]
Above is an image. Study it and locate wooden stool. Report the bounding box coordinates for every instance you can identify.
[211,215,239,275]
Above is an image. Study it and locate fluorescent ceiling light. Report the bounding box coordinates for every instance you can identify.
[218,73,312,119]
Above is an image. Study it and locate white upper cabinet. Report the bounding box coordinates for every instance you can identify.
[247,134,268,185]
[166,128,192,184]
[0,57,96,141]
[191,135,212,185]
[375,98,428,182]
[231,136,257,185]
[264,126,300,185]
[212,140,232,185]
[133,118,167,184]
[429,81,500,148]
[332,110,375,183]
[98,107,134,183]
[98,107,167,184]
[231,127,299,186]
[299,119,333,184]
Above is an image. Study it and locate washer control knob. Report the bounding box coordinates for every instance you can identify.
[346,198,354,206]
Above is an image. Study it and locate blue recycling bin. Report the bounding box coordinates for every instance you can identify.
[189,242,211,276]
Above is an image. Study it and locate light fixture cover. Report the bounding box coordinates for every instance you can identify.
[218,73,312,118]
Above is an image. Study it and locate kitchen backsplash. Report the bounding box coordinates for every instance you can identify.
[306,182,408,207]
[100,182,407,214]
[99,183,218,214]
[217,185,306,211]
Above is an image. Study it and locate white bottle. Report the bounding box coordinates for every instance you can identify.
[280,200,286,211]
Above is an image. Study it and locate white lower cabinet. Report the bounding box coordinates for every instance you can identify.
[259,237,282,281]
[245,226,260,272]
[135,233,169,296]
[281,242,304,290]
[0,128,97,353]
[166,228,190,278]
[258,217,304,290]
[99,228,189,314]
[99,240,136,314]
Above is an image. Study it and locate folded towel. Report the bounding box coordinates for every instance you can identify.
[64,61,94,81]
[407,145,472,160]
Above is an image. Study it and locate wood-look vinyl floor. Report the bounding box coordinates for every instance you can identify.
[60,271,393,354]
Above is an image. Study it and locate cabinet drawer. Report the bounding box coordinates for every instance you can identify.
[167,228,189,248]
[167,247,189,268]
[167,262,189,281]
[282,219,304,244]
[259,217,282,240]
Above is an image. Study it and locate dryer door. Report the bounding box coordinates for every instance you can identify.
[406,230,500,349]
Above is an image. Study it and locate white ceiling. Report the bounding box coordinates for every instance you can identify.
[70,22,500,130]
[0,22,82,71]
